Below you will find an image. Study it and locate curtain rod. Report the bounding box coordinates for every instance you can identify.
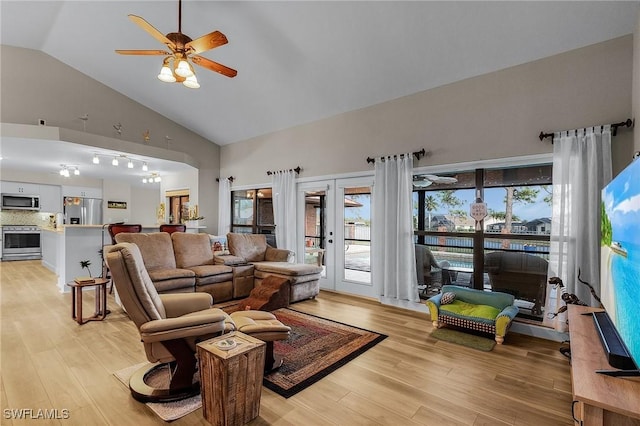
[366,148,426,164]
[215,176,234,182]
[267,166,301,176]
[539,119,633,142]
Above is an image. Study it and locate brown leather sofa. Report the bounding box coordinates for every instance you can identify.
[114,232,235,302]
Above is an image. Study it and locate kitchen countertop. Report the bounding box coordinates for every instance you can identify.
[46,224,207,230]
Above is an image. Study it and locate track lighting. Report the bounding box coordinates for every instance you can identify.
[59,164,78,178]
[92,154,99,164]
[142,162,148,172]
[128,159,134,169]
[112,157,119,166]
[142,173,162,184]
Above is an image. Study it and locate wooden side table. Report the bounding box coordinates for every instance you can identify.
[67,278,110,325]
[197,331,266,426]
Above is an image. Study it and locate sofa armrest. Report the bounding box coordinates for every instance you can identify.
[265,246,293,262]
[160,293,212,317]
[425,293,443,321]
[139,314,226,343]
[495,304,519,337]
[497,305,519,321]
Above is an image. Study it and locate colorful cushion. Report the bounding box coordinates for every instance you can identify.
[441,292,456,305]
[440,300,501,321]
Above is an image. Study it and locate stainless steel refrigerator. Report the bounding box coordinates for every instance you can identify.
[63,197,103,225]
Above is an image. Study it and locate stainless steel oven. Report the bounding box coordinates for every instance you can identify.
[2,225,41,261]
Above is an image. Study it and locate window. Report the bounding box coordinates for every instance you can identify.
[413,164,552,320]
[231,188,274,235]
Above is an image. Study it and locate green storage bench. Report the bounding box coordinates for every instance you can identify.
[426,285,519,344]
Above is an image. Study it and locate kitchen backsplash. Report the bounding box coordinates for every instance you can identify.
[0,210,55,227]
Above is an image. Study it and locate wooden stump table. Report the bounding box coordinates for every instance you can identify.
[196,331,266,426]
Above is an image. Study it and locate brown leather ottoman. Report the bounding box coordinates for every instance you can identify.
[237,276,290,311]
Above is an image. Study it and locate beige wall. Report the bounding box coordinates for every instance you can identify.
[0,45,221,232]
[221,36,634,184]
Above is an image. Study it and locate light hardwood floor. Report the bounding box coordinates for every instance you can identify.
[0,260,573,425]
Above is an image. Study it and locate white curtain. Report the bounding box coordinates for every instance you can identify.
[545,126,612,331]
[371,155,419,302]
[271,170,297,253]
[217,178,231,236]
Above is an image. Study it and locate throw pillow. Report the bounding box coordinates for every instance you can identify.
[441,292,456,305]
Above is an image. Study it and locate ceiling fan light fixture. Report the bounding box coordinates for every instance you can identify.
[183,74,200,89]
[175,58,193,78]
[158,63,177,83]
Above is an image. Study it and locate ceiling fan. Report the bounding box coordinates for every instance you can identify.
[413,174,458,188]
[115,0,237,89]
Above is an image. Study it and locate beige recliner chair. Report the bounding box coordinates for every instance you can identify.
[106,242,291,402]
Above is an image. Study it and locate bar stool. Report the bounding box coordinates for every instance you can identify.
[105,224,142,293]
[159,224,186,235]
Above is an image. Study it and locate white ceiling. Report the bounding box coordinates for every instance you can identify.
[1,1,639,186]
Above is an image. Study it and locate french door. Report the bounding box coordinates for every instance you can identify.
[297,177,374,297]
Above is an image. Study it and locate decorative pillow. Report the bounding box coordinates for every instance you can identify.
[441,292,456,305]
[209,235,229,255]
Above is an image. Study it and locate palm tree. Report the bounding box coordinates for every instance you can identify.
[425,195,439,229]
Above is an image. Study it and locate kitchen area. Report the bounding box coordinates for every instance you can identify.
[0,179,202,292]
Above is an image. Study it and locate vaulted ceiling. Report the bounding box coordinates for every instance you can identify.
[3,1,638,147]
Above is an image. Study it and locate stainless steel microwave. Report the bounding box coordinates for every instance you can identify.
[1,193,40,210]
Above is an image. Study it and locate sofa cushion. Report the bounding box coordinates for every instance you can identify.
[114,232,177,270]
[148,268,195,282]
[440,300,501,324]
[188,264,233,279]
[253,261,322,276]
[213,254,247,266]
[172,233,214,268]
[227,233,268,262]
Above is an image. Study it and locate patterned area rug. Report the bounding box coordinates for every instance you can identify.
[113,363,201,422]
[265,308,387,398]
[114,309,386,420]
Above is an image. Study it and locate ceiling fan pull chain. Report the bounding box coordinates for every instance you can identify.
[178,0,182,34]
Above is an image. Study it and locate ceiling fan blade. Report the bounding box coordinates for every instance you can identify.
[185,30,228,54]
[128,14,176,51]
[191,55,237,78]
[413,180,433,188]
[115,49,171,56]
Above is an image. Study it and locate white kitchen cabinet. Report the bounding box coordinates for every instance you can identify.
[0,181,40,195]
[39,184,62,213]
[62,185,102,199]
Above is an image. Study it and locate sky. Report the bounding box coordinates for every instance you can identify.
[603,159,640,245]
[345,186,552,222]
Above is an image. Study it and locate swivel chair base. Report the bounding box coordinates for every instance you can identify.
[129,363,200,403]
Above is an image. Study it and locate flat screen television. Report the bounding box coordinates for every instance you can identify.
[599,158,640,374]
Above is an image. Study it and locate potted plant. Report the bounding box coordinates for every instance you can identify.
[80,260,93,277]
